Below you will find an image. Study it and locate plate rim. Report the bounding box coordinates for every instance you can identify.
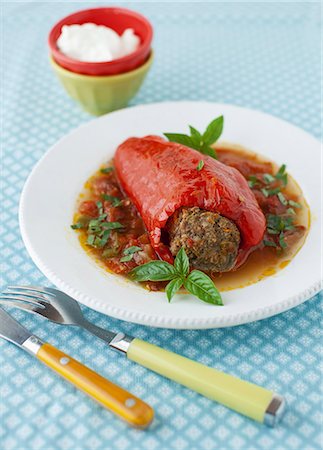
[19,101,322,329]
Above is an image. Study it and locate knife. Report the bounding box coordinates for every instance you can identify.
[0,307,154,428]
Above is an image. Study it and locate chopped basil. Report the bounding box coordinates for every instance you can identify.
[289,200,302,209]
[123,246,142,255]
[71,222,84,230]
[266,214,295,250]
[279,233,287,249]
[87,235,95,246]
[275,164,288,186]
[101,167,114,174]
[263,173,275,184]
[277,192,288,206]
[120,246,142,263]
[264,240,277,248]
[248,175,260,188]
[267,187,281,196]
[101,194,122,207]
[261,188,269,197]
[197,160,204,171]
[120,254,133,262]
[77,200,124,249]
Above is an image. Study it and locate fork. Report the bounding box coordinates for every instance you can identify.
[0,285,285,426]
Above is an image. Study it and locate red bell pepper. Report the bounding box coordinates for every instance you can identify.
[115,136,266,269]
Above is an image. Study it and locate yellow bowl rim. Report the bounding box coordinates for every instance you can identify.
[50,50,154,81]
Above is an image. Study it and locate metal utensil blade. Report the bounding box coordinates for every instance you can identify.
[0,307,31,346]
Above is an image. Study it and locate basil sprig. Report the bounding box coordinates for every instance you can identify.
[164,116,224,159]
[130,248,223,305]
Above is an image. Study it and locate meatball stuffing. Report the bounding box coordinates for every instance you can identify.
[166,207,240,272]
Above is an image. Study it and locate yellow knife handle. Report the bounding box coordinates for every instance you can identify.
[37,343,153,428]
[127,338,285,426]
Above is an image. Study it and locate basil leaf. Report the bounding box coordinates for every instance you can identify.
[71,222,84,230]
[130,261,178,282]
[189,125,202,140]
[263,173,275,184]
[196,160,204,171]
[166,278,183,302]
[163,133,196,148]
[279,232,287,249]
[101,194,122,207]
[200,144,217,158]
[277,192,288,205]
[248,175,260,188]
[101,167,113,174]
[174,247,189,278]
[202,116,224,146]
[184,270,223,305]
[289,200,302,209]
[97,230,110,248]
[87,234,95,246]
[264,240,277,248]
[123,246,141,255]
[275,164,288,186]
[120,254,133,262]
[103,222,124,230]
[267,187,281,196]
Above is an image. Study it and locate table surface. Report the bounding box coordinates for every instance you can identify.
[1,2,322,449]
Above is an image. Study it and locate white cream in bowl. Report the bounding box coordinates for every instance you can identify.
[56,23,140,62]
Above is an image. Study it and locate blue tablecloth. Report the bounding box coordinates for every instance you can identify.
[1,2,322,449]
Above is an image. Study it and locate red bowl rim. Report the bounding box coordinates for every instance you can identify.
[48,7,153,70]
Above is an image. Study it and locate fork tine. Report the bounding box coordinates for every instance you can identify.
[0,297,44,313]
[3,290,50,304]
[7,286,56,297]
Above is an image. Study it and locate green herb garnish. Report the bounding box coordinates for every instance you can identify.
[279,232,287,249]
[101,194,122,207]
[275,164,288,186]
[263,173,275,184]
[265,214,295,250]
[263,240,277,248]
[130,247,223,305]
[248,175,260,188]
[164,116,224,159]
[82,201,124,249]
[71,222,84,230]
[267,214,295,234]
[288,200,302,209]
[101,167,114,174]
[120,246,142,262]
[196,160,204,171]
[277,192,288,206]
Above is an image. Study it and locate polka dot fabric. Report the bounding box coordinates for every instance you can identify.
[1,2,322,449]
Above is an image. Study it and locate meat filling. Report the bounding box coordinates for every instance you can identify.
[166,207,241,272]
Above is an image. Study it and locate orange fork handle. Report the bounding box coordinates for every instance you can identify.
[37,343,154,428]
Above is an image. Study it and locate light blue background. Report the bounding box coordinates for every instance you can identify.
[1,2,322,449]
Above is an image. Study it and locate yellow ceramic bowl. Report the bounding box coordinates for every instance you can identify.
[50,52,153,116]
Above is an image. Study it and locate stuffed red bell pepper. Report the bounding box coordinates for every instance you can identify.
[115,135,266,272]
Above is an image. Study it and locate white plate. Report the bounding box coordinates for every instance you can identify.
[20,102,322,329]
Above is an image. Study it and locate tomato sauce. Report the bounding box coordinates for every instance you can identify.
[72,144,309,291]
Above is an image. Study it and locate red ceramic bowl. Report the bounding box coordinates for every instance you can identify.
[48,7,153,76]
